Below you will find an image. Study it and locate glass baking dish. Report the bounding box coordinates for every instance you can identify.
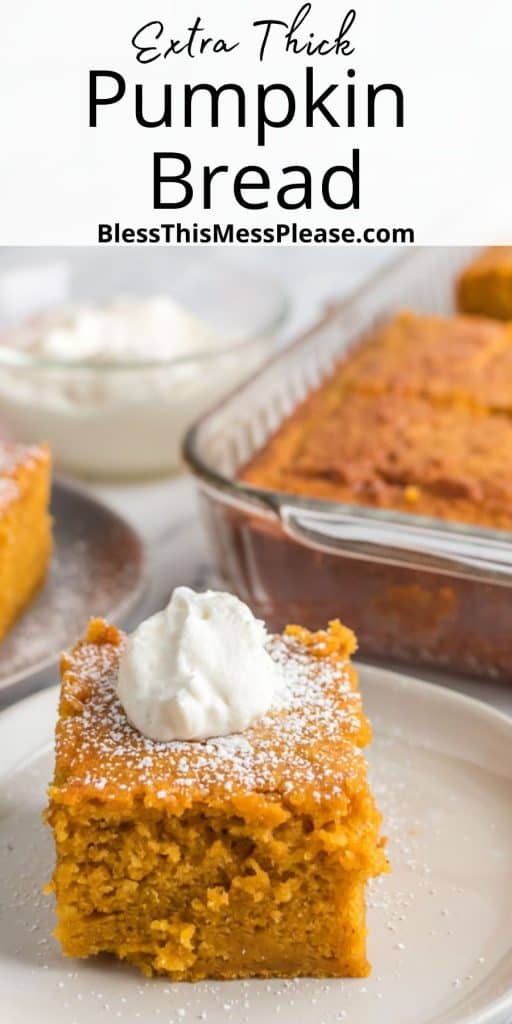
[184,246,512,682]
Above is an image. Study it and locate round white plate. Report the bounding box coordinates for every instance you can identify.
[0,666,511,1024]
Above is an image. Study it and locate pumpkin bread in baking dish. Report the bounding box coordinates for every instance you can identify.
[457,247,512,321]
[241,311,512,530]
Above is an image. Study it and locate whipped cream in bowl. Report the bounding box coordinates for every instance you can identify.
[0,259,286,479]
[117,587,284,742]
[17,295,220,365]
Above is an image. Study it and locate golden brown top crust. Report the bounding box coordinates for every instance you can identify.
[241,312,512,529]
[244,389,512,528]
[50,618,369,818]
[460,247,512,275]
[457,248,512,320]
[336,312,511,404]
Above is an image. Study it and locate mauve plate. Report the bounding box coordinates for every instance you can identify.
[0,480,146,702]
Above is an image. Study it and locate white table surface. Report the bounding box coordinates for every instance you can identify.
[3,246,512,718]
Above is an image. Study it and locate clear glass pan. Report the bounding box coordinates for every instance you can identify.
[184,247,512,681]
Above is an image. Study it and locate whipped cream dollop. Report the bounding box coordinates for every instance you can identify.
[8,294,218,364]
[117,588,283,742]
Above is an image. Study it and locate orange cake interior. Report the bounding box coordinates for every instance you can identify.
[0,442,52,640]
[457,246,512,321]
[46,618,387,980]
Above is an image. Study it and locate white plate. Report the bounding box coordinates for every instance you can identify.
[0,666,511,1024]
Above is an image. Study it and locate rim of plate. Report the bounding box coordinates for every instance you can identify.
[0,477,148,697]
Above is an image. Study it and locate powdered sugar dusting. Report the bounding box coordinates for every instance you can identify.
[0,439,44,475]
[0,476,18,507]
[55,633,367,804]
[0,440,45,509]
[3,714,509,1022]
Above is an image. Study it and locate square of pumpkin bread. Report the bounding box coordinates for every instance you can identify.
[457,246,512,321]
[46,618,387,980]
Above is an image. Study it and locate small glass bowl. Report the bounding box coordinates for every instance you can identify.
[0,251,288,481]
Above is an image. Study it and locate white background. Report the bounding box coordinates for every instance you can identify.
[1,0,512,244]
